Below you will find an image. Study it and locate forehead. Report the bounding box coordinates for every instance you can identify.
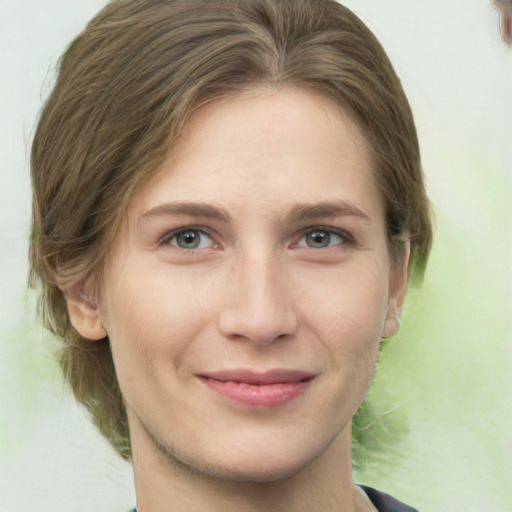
[127,87,381,221]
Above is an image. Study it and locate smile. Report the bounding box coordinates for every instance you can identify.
[198,369,315,407]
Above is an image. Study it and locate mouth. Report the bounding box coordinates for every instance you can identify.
[197,369,315,407]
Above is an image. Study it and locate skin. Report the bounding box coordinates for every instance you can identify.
[68,88,409,512]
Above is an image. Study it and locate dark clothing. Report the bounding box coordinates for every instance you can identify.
[128,485,418,511]
[360,485,418,512]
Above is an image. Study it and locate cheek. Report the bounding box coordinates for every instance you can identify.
[101,276,200,416]
[102,263,220,366]
[301,262,390,339]
[296,261,389,390]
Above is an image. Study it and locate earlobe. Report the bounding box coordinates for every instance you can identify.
[381,240,410,339]
[382,300,402,338]
[65,287,107,340]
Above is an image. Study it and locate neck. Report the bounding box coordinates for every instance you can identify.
[131,423,376,512]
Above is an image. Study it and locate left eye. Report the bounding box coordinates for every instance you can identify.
[296,229,347,249]
[165,229,214,250]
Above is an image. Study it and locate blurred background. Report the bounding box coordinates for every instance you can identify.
[0,0,510,510]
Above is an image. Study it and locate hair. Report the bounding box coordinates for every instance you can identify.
[30,0,433,460]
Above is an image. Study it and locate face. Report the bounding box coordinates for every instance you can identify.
[71,88,407,483]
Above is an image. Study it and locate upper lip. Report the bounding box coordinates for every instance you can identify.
[198,369,315,385]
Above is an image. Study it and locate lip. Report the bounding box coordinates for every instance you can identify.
[198,369,315,407]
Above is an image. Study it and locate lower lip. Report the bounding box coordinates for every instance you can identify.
[200,377,311,407]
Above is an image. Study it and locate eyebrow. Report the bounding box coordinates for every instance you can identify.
[284,200,372,224]
[141,202,232,223]
[140,200,370,225]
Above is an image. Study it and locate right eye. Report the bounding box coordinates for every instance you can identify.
[162,228,215,250]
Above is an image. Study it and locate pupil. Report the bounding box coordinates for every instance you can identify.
[308,231,330,247]
[178,231,199,248]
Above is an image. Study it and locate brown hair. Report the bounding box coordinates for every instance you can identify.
[30,0,432,460]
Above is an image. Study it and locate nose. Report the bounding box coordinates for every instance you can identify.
[218,252,299,346]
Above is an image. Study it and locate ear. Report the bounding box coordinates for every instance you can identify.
[381,241,411,338]
[64,286,107,340]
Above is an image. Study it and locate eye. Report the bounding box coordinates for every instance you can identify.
[296,228,349,249]
[163,229,215,250]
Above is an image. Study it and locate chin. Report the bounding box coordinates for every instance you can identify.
[199,455,314,485]
[202,432,330,484]
[154,431,321,485]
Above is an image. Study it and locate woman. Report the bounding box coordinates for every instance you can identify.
[30,0,432,510]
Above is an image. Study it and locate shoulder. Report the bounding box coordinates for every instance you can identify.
[360,485,419,512]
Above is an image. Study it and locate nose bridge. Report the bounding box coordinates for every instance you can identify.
[219,246,297,345]
[242,250,282,314]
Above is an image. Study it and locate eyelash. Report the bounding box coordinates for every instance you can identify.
[159,227,216,251]
[159,226,353,251]
[295,227,353,249]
